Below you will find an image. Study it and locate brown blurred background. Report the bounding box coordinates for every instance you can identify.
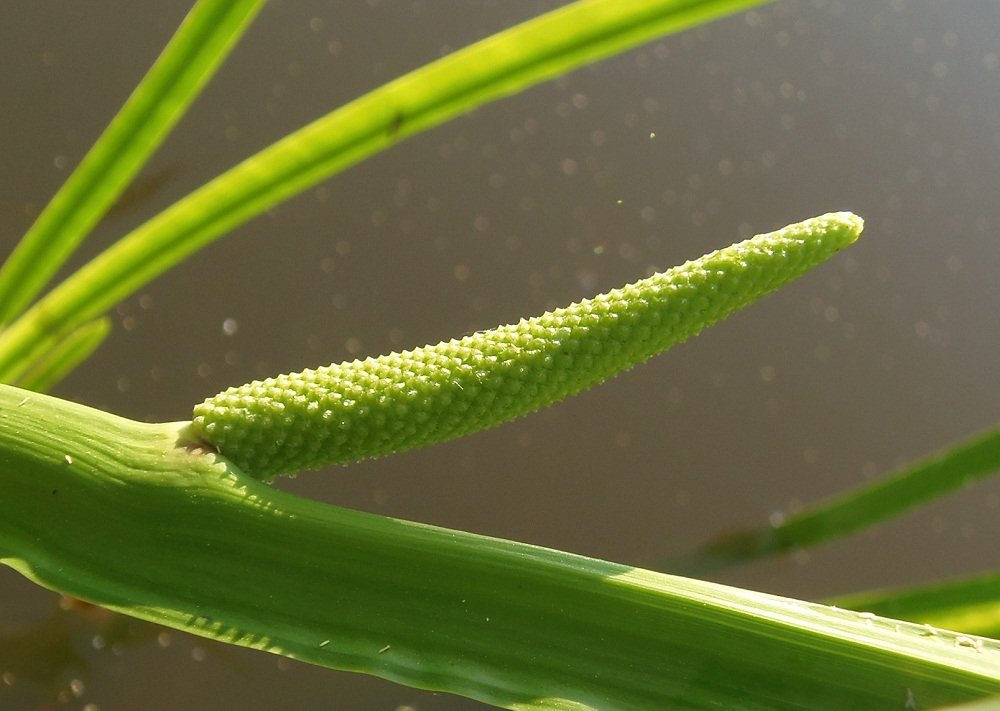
[2,1,1000,709]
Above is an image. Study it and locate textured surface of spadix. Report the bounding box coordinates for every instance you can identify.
[192,212,862,480]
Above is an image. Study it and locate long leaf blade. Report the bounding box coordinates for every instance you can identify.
[1,383,999,710]
[0,0,771,383]
[670,425,1000,573]
[0,0,265,326]
[13,317,111,393]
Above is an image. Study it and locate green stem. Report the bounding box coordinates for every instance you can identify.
[2,384,999,710]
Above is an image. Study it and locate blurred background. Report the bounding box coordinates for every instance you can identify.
[2,0,999,709]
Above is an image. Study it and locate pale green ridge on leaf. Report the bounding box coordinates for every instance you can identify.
[829,570,1000,640]
[0,0,264,327]
[933,698,1000,711]
[193,212,862,480]
[0,0,771,384]
[2,383,1000,711]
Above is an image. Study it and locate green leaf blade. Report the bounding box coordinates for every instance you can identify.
[13,317,110,393]
[679,425,1000,573]
[0,0,265,327]
[2,384,999,711]
[0,0,773,384]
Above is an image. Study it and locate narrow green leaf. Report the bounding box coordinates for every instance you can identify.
[830,571,1000,640]
[0,0,265,326]
[671,424,1000,573]
[0,0,772,383]
[13,317,111,393]
[1,383,999,710]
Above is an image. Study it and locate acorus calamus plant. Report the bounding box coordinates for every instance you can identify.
[4,1,1000,710]
[192,213,862,479]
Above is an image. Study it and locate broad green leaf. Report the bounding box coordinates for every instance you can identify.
[1,383,999,710]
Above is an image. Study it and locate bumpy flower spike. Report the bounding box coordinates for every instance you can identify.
[193,212,863,480]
